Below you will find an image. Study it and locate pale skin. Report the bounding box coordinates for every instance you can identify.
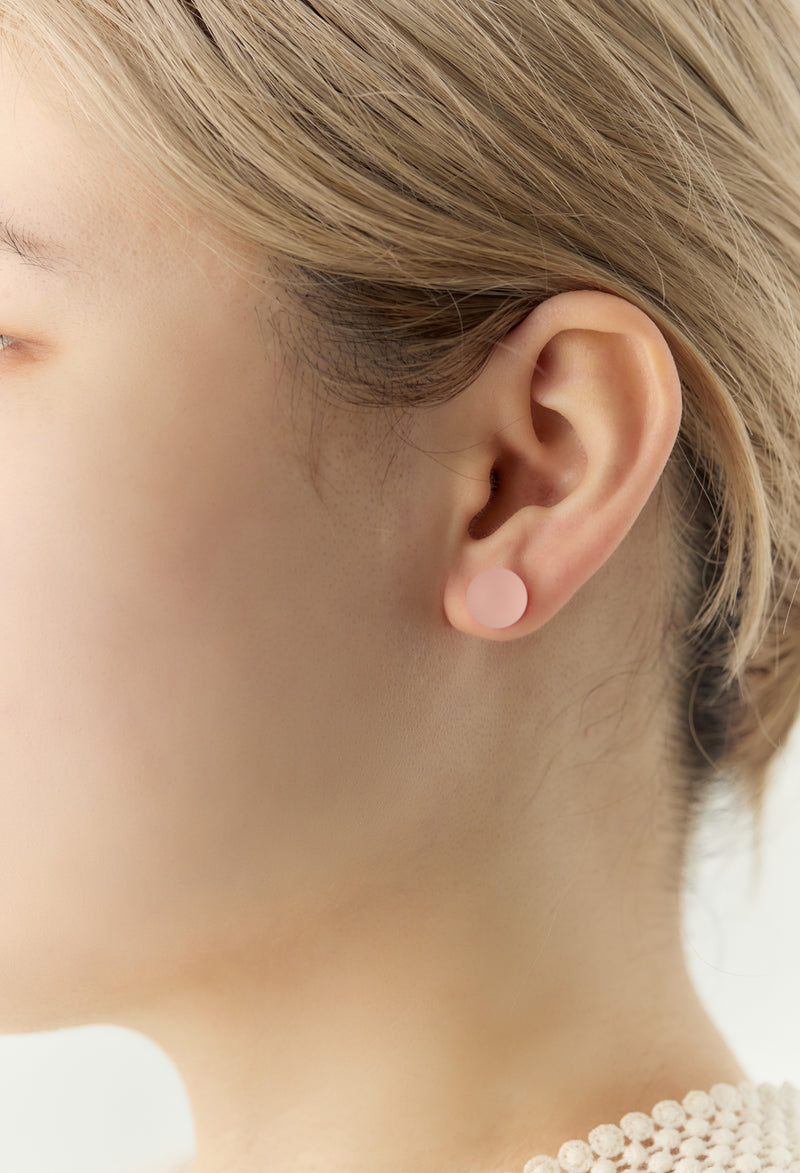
[0,40,747,1173]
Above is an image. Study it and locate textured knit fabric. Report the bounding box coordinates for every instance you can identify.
[135,1079,800,1173]
[516,1081,800,1173]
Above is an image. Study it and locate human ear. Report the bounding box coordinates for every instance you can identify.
[439,290,683,640]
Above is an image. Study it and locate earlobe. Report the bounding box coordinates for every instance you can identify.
[441,290,683,641]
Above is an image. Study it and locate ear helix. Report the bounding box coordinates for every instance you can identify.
[465,567,528,630]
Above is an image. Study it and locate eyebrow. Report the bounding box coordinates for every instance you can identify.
[0,219,68,274]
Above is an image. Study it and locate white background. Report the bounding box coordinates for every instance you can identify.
[0,721,797,1173]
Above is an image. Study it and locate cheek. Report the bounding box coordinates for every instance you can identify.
[0,330,290,991]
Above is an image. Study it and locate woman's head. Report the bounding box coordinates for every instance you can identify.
[5,0,796,834]
[0,3,793,1145]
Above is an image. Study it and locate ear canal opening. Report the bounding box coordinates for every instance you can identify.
[468,464,501,539]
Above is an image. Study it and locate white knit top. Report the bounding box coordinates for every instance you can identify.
[143,1079,800,1173]
[513,1081,800,1173]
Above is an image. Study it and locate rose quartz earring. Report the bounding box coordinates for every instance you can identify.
[465,567,528,630]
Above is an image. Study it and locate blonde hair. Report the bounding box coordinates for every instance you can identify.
[5,0,800,877]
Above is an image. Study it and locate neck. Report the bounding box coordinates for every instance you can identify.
[125,832,748,1173]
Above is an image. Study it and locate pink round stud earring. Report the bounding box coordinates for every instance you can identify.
[465,567,528,630]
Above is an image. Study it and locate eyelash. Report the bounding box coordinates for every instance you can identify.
[0,335,16,352]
